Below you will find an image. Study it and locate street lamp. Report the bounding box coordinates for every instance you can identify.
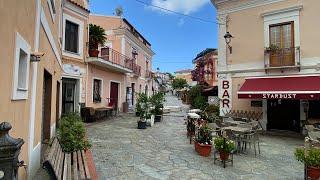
[224,32,233,54]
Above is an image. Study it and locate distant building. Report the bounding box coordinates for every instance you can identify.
[175,69,193,84]
[192,48,218,87]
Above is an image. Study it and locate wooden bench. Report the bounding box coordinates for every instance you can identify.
[43,138,91,180]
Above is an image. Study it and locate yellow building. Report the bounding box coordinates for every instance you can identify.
[175,69,193,84]
[211,0,320,132]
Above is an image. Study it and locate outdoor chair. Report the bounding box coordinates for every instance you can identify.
[225,129,243,153]
[208,123,221,137]
[241,131,261,156]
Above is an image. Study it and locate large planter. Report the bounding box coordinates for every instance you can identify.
[307,166,320,180]
[219,151,230,161]
[89,49,99,57]
[154,115,162,122]
[146,116,154,127]
[194,141,212,157]
[137,121,147,129]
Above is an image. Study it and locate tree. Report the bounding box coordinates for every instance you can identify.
[172,78,188,90]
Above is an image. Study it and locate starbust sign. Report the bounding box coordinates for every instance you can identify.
[262,93,297,99]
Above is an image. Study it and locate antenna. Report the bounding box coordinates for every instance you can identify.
[115,6,123,17]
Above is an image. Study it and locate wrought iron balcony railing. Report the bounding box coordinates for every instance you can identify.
[100,47,141,75]
[145,70,153,79]
[264,47,300,70]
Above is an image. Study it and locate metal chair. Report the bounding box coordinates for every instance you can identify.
[241,131,261,156]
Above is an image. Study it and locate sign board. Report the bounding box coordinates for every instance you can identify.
[251,100,262,107]
[218,75,232,115]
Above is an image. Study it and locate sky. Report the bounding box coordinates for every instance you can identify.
[89,0,218,73]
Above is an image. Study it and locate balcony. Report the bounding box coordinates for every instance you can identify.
[264,47,300,72]
[145,70,153,79]
[87,47,141,75]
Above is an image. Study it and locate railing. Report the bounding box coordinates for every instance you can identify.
[145,70,153,79]
[100,47,141,75]
[264,47,300,69]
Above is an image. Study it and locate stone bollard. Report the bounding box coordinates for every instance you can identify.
[0,122,24,180]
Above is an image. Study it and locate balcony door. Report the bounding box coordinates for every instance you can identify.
[269,22,295,67]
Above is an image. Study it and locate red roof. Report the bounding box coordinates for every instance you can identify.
[68,0,90,12]
[237,76,320,99]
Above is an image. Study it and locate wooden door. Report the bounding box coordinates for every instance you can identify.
[269,22,295,67]
[41,70,52,160]
[110,82,119,108]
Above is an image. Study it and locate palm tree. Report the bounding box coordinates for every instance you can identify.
[89,24,106,57]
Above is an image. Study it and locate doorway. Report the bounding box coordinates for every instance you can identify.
[131,83,135,106]
[41,70,52,160]
[110,82,119,109]
[56,81,60,128]
[267,99,300,132]
[62,78,78,114]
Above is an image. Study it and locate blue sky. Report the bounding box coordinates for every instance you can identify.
[89,0,218,73]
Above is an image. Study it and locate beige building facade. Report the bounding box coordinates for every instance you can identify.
[89,15,155,110]
[212,0,320,132]
[0,0,66,178]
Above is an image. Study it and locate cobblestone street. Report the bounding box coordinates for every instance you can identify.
[87,95,304,180]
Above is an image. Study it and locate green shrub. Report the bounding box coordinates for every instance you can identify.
[136,93,149,119]
[295,147,320,168]
[150,92,165,115]
[57,113,91,153]
[188,85,208,110]
[193,96,208,110]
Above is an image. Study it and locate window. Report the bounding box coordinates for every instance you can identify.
[269,22,295,67]
[18,50,28,89]
[93,79,102,103]
[132,47,138,62]
[13,32,30,100]
[65,20,79,53]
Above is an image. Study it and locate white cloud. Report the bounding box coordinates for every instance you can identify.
[151,0,210,15]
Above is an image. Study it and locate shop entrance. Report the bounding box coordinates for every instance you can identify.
[267,100,300,132]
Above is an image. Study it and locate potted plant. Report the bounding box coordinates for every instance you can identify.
[150,92,165,122]
[295,147,320,179]
[136,93,149,129]
[194,124,213,157]
[213,136,236,160]
[89,24,106,57]
[265,44,280,53]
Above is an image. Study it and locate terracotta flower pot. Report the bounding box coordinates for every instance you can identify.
[194,141,212,157]
[219,151,230,161]
[89,49,99,57]
[307,166,320,180]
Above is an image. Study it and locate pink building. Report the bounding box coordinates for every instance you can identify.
[88,15,155,110]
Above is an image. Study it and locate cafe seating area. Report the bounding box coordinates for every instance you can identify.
[186,108,264,167]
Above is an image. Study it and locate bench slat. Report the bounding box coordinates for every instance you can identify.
[46,138,58,163]
[73,152,79,180]
[63,154,68,180]
[56,146,64,180]
[53,144,62,179]
[77,151,86,180]
[66,153,72,180]
[81,150,91,180]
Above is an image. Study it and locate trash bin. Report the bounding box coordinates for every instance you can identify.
[122,102,128,113]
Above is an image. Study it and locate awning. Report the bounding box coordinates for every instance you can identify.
[237,76,320,100]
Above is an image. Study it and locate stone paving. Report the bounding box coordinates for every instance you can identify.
[87,94,304,180]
